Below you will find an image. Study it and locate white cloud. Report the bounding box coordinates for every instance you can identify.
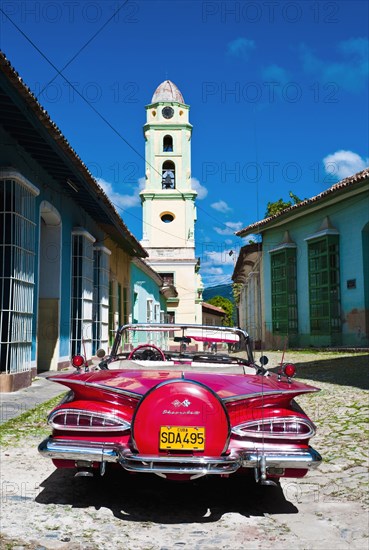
[200,248,238,286]
[203,250,236,267]
[191,177,208,199]
[323,150,369,180]
[227,37,256,59]
[300,38,369,93]
[203,275,230,287]
[211,200,232,213]
[97,177,145,209]
[201,266,224,275]
[214,221,244,235]
[201,266,234,287]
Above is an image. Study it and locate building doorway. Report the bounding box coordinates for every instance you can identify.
[37,201,61,372]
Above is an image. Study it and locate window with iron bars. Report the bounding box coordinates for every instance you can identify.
[0,177,37,373]
[308,236,341,335]
[71,231,94,358]
[271,248,298,335]
[92,246,110,355]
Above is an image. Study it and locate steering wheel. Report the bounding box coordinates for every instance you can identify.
[128,344,166,361]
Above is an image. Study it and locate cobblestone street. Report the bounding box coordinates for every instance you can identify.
[1,351,368,549]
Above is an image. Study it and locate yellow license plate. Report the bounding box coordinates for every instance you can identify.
[159,426,205,450]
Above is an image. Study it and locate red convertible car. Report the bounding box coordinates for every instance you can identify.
[39,323,322,485]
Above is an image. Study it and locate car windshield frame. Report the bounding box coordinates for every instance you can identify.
[110,323,254,365]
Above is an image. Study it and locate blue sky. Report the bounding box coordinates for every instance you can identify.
[1,0,368,287]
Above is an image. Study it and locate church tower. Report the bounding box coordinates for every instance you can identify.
[140,80,202,324]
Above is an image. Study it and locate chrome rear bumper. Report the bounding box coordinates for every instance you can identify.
[241,448,322,469]
[38,437,119,463]
[39,437,322,475]
[120,452,240,475]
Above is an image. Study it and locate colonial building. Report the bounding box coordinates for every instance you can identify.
[140,80,203,325]
[131,258,166,325]
[202,302,226,326]
[232,243,263,348]
[234,169,369,349]
[0,52,151,390]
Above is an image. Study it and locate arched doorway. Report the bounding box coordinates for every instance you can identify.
[37,201,61,371]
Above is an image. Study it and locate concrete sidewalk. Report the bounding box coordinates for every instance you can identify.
[0,371,70,425]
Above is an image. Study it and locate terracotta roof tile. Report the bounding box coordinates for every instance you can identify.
[202,302,226,314]
[237,167,369,237]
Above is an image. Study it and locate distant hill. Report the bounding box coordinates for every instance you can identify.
[203,283,234,303]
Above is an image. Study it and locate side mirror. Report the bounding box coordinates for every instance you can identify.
[96,348,106,359]
[259,355,269,366]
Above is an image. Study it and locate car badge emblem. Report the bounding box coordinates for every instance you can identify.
[172,399,191,408]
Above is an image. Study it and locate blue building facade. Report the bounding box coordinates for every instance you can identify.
[235,169,369,348]
[0,52,147,390]
[126,258,168,348]
[131,258,166,325]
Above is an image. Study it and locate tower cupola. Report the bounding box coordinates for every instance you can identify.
[139,79,202,324]
[151,80,185,104]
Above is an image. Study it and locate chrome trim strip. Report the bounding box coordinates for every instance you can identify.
[38,437,119,462]
[118,323,249,338]
[47,377,142,400]
[222,388,319,403]
[84,383,142,400]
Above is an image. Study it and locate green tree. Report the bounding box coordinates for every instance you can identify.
[207,296,234,327]
[265,191,303,218]
[232,283,243,307]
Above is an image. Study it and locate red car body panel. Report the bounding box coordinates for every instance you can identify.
[39,324,322,485]
[48,369,319,401]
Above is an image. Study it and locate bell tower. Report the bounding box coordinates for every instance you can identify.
[140,80,202,324]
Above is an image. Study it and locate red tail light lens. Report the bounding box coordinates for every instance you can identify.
[232,417,315,439]
[48,409,131,432]
[72,355,85,368]
[283,363,296,378]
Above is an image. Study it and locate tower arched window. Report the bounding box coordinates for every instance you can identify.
[163,135,173,152]
[162,161,175,189]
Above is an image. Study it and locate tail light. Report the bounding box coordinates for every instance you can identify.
[48,409,131,432]
[232,416,315,439]
[281,363,296,378]
[72,355,85,368]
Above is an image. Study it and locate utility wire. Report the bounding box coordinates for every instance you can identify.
[36,1,130,99]
[0,7,236,234]
[0,7,148,165]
